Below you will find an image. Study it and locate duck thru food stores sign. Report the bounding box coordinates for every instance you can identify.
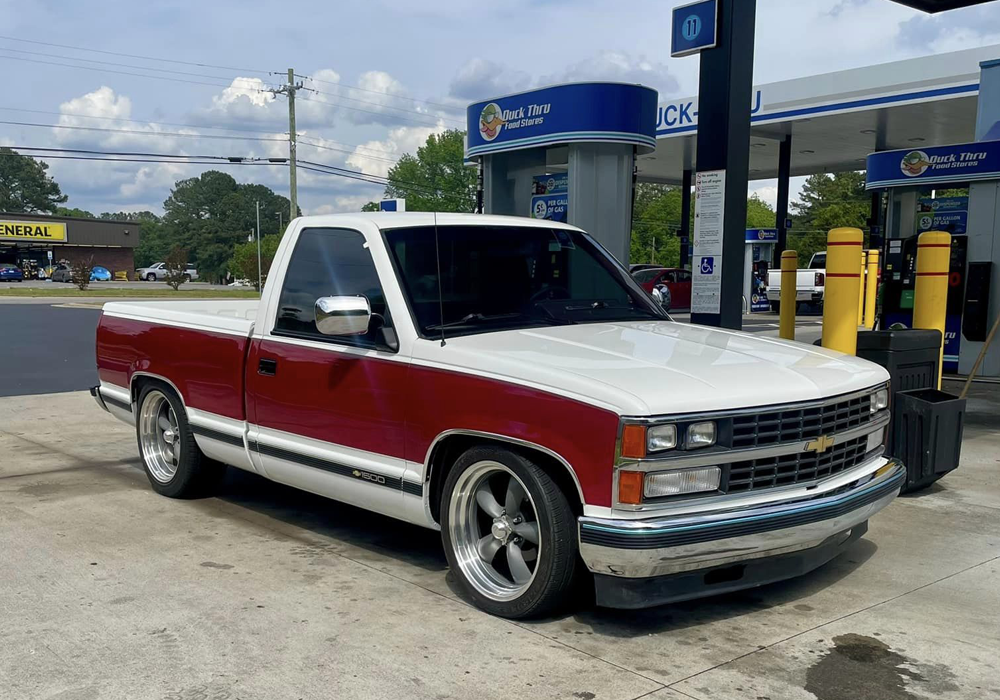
[0,220,68,243]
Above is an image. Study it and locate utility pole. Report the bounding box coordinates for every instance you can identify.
[255,200,263,292]
[269,69,303,222]
[277,210,283,234]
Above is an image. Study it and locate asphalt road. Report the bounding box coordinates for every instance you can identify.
[0,303,824,399]
[0,303,101,397]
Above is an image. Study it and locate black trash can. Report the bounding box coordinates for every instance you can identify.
[856,329,942,462]
[893,388,966,493]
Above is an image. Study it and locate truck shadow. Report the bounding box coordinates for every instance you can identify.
[214,467,878,634]
[216,468,447,573]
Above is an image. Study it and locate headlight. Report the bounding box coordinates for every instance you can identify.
[870,388,889,414]
[685,421,717,449]
[647,424,677,452]
[644,467,721,497]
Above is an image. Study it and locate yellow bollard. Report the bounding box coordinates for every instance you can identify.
[779,250,797,340]
[821,227,864,355]
[863,249,879,330]
[858,250,867,326]
[913,231,951,389]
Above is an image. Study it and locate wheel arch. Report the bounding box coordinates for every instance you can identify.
[424,430,585,524]
[130,371,185,409]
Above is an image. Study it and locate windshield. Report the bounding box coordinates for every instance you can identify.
[383,225,668,338]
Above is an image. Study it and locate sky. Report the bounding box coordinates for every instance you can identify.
[1,0,999,219]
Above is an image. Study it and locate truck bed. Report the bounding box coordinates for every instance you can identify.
[96,300,258,421]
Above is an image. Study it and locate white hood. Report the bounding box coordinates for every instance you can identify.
[415,321,889,416]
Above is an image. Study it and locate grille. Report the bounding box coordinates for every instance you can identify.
[727,435,871,493]
[732,394,872,449]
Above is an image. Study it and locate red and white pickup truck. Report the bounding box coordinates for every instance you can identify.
[93,213,902,618]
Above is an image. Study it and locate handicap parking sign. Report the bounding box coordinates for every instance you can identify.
[700,256,715,274]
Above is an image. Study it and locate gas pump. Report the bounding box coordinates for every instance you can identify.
[744,229,777,312]
[882,234,968,372]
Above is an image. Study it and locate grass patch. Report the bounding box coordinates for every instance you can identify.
[0,286,260,299]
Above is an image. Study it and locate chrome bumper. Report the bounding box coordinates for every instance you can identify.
[90,385,109,412]
[578,458,904,581]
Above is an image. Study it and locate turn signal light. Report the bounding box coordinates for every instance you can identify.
[618,471,644,505]
[621,424,647,459]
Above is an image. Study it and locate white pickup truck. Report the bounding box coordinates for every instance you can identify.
[766,251,826,311]
[92,213,900,618]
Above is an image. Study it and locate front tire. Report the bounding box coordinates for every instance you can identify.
[146,273,156,282]
[136,384,224,498]
[441,446,579,619]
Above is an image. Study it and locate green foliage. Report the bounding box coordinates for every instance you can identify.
[381,129,476,212]
[228,236,282,291]
[789,172,869,263]
[70,256,94,290]
[0,148,68,213]
[55,207,95,218]
[163,247,190,290]
[160,171,294,282]
[630,187,778,267]
[361,201,380,212]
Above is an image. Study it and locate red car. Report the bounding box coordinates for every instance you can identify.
[632,267,692,309]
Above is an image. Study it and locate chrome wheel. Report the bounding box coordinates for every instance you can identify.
[448,461,541,602]
[139,390,181,484]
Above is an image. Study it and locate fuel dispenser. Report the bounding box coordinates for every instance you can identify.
[744,228,776,313]
[881,234,969,373]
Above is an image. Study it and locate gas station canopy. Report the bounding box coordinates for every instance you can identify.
[636,44,1000,185]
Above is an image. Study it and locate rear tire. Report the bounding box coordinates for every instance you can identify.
[136,383,225,498]
[441,445,580,619]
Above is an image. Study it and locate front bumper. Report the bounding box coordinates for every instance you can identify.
[578,458,904,608]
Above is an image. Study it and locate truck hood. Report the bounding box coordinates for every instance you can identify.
[422,321,889,416]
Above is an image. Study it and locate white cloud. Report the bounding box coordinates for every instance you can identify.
[544,51,680,96]
[346,122,447,179]
[449,58,532,101]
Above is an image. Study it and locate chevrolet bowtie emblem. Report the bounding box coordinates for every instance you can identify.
[807,435,835,454]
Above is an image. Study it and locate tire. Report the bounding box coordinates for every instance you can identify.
[135,383,225,498]
[146,273,156,282]
[441,445,580,619]
[770,301,780,313]
[183,274,191,283]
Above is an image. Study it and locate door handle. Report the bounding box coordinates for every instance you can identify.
[258,358,278,376]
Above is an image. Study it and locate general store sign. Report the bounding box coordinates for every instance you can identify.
[0,220,67,242]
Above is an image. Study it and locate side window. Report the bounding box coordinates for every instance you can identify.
[677,270,691,283]
[273,228,396,350]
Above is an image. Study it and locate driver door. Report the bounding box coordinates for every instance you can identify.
[246,227,408,518]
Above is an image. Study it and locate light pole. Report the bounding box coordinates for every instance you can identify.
[277,210,283,234]
[256,200,263,292]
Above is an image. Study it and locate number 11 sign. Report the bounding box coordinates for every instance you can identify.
[671,0,718,58]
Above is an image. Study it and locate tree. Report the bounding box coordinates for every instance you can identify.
[0,148,68,213]
[789,171,869,263]
[55,207,95,218]
[630,188,778,267]
[70,256,94,291]
[228,236,282,291]
[361,201,380,212]
[163,247,190,290]
[381,129,476,212]
[161,171,294,282]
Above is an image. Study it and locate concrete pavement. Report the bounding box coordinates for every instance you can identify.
[0,383,997,699]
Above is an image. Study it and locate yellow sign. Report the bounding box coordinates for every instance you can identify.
[0,220,68,243]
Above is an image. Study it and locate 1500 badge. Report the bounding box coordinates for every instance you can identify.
[352,469,386,485]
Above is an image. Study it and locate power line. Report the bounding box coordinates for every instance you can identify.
[0,46,265,86]
[0,107,285,136]
[297,94,447,128]
[0,54,263,91]
[0,35,270,74]
[300,86,463,126]
[297,138,399,164]
[0,119,287,143]
[295,72,457,111]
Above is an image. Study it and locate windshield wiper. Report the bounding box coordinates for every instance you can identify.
[425,312,523,331]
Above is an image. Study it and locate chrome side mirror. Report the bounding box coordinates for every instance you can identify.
[315,296,371,336]
[651,287,664,304]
